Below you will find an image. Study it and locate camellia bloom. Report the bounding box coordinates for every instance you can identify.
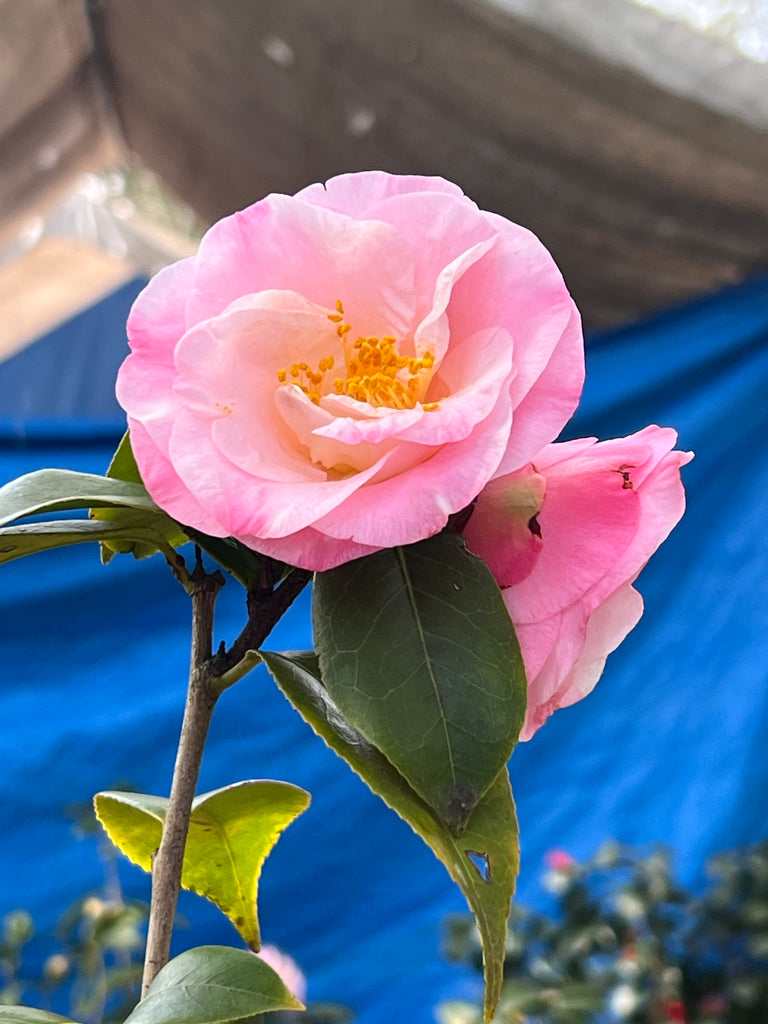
[255,944,307,1005]
[117,171,583,570]
[463,425,692,740]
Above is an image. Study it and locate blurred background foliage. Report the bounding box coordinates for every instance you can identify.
[439,839,768,1024]
[6,804,768,1024]
[0,800,351,1024]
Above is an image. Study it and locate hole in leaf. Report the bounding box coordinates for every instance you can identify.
[466,849,492,884]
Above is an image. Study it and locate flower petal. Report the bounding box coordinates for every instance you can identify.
[516,583,644,740]
[296,170,465,216]
[185,194,417,338]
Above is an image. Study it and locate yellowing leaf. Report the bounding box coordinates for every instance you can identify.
[94,781,310,950]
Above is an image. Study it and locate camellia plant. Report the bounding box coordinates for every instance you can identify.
[0,172,691,1024]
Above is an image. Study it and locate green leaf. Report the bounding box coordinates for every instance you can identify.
[0,1011,78,1024]
[0,520,181,567]
[106,430,144,484]
[94,781,310,949]
[261,651,518,1023]
[123,946,304,1024]
[0,469,159,526]
[101,430,265,586]
[313,531,526,835]
[95,431,189,563]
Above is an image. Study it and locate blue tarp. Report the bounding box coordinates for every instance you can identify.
[1,274,767,1022]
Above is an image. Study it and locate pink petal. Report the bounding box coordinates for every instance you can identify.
[314,388,513,548]
[185,195,416,338]
[494,305,584,474]
[463,463,546,587]
[505,450,641,623]
[240,523,380,572]
[473,426,690,740]
[295,170,465,216]
[126,257,196,358]
[126,419,229,537]
[517,583,644,740]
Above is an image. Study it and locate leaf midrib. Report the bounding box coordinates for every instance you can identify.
[395,546,457,786]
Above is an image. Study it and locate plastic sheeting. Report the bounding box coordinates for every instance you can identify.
[1,274,767,1022]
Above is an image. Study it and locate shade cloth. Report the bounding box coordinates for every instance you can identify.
[1,273,767,1021]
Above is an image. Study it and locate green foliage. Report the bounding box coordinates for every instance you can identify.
[0,469,181,567]
[94,783,310,951]
[123,946,303,1024]
[261,651,519,1022]
[0,1009,76,1024]
[94,433,188,563]
[313,532,526,836]
[0,894,148,1024]
[439,839,768,1024]
[0,797,350,1024]
[100,433,266,586]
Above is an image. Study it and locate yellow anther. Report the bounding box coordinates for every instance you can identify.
[423,402,439,412]
[277,299,436,411]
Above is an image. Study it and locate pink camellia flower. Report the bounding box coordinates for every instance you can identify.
[255,944,307,1005]
[545,849,576,872]
[463,425,692,740]
[117,171,583,570]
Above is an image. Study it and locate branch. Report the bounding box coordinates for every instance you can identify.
[141,554,223,995]
[218,567,312,673]
[141,559,311,995]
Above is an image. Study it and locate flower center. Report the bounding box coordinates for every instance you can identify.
[277,300,438,411]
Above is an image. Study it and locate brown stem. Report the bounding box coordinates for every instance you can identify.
[220,567,312,673]
[141,556,223,996]
[141,560,312,996]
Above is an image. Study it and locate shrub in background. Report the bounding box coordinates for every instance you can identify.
[439,840,768,1023]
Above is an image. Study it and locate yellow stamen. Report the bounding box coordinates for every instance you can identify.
[275,299,439,410]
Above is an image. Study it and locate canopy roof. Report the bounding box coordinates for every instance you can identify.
[2,0,767,329]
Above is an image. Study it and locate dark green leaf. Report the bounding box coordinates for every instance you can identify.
[261,651,518,1023]
[313,531,526,834]
[94,782,310,949]
[123,946,303,1024]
